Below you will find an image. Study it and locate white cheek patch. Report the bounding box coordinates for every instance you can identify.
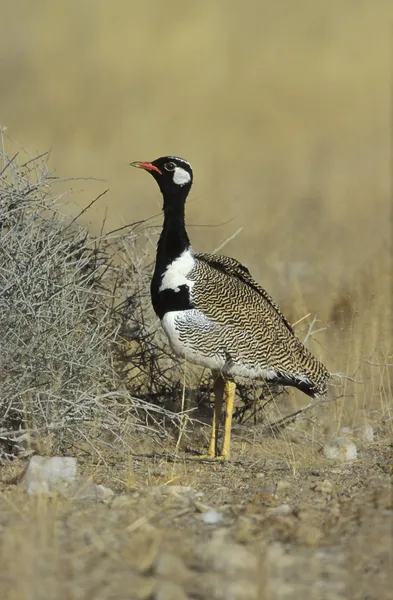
[173,167,191,186]
[159,248,195,293]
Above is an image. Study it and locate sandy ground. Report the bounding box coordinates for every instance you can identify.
[0,418,391,600]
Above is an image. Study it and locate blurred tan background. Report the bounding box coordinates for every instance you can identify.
[1,0,392,315]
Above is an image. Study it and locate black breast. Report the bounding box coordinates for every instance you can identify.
[150,281,193,320]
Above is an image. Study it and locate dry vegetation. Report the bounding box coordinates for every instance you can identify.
[0,1,392,599]
[0,142,193,459]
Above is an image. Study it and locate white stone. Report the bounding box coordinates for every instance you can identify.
[361,423,374,442]
[323,437,357,461]
[199,508,224,525]
[21,455,77,495]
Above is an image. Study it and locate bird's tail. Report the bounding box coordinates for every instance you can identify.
[273,343,329,398]
[274,371,328,398]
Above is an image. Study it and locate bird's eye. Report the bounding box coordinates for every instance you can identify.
[164,161,177,171]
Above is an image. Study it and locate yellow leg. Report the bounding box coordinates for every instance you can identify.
[206,375,225,457]
[218,380,236,460]
[187,374,235,461]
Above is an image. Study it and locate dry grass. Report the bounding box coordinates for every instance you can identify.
[0,141,197,460]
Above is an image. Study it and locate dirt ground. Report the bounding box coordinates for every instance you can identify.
[0,414,391,600]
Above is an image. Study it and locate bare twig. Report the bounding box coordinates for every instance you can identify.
[213,227,243,254]
[330,372,363,384]
[291,313,311,328]
[303,314,327,345]
[365,360,393,367]
[265,393,353,433]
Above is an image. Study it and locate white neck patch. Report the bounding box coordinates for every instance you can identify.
[159,248,195,293]
[173,167,191,186]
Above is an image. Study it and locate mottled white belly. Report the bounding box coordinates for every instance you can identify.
[160,309,279,381]
[161,309,225,371]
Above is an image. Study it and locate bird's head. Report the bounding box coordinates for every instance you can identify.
[130,156,193,200]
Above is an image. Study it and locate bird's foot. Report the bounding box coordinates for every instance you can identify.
[186,452,229,462]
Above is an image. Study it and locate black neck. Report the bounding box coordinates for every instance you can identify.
[150,188,192,319]
[155,190,190,275]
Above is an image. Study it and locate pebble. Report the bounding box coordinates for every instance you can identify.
[361,423,374,442]
[92,483,115,503]
[276,480,291,492]
[19,456,116,502]
[199,508,224,525]
[323,437,357,461]
[20,455,77,495]
[71,479,115,503]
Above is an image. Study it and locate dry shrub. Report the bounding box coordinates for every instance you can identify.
[0,143,189,458]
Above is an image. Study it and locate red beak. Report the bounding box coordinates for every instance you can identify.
[130,161,162,175]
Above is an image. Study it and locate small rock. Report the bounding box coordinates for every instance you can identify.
[199,508,224,525]
[93,484,115,503]
[361,423,374,442]
[255,472,265,479]
[20,455,77,495]
[276,480,291,492]
[60,477,115,503]
[311,479,333,494]
[323,437,357,461]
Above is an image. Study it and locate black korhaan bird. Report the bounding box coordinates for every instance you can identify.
[130,156,329,459]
